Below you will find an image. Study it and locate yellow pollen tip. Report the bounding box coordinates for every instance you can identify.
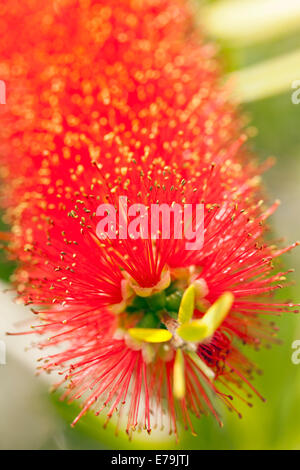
[178,284,195,324]
[128,328,172,343]
[173,349,185,399]
[176,320,209,342]
[200,291,234,335]
[177,291,234,342]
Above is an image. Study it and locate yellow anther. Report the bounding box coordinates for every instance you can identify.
[177,292,234,343]
[173,349,185,399]
[176,320,209,342]
[128,328,172,343]
[178,284,195,324]
[199,291,234,336]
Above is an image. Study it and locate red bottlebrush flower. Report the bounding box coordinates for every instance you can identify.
[0,0,298,437]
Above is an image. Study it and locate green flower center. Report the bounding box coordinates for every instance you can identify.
[125,282,184,329]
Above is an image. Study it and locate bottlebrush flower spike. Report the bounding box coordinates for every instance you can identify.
[0,0,299,438]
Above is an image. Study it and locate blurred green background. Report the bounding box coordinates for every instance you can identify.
[0,0,299,450]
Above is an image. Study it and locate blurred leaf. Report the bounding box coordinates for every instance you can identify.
[203,0,300,46]
[50,393,176,450]
[228,49,300,103]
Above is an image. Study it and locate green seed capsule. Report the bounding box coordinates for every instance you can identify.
[145,291,166,311]
[165,290,183,312]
